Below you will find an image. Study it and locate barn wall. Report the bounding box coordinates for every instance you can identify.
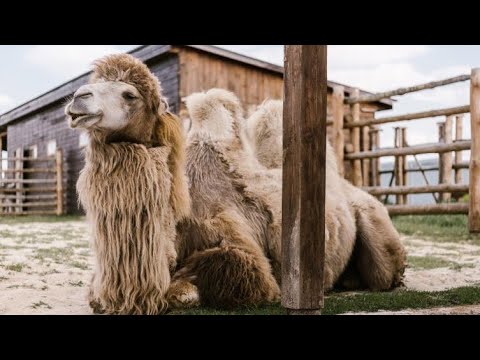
[177,48,284,116]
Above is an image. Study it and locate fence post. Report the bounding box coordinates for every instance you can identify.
[441,115,454,202]
[55,149,63,216]
[401,127,408,204]
[362,124,370,186]
[332,86,345,177]
[469,68,480,232]
[350,89,362,186]
[14,148,23,214]
[282,45,326,314]
[437,122,445,202]
[394,127,404,205]
[455,114,464,191]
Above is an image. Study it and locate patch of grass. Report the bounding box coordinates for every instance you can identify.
[5,263,27,272]
[393,215,480,244]
[169,286,480,315]
[71,242,90,249]
[39,269,60,276]
[407,255,453,269]
[68,280,85,287]
[31,301,52,309]
[0,276,9,282]
[68,261,89,270]
[34,247,74,263]
[0,215,84,224]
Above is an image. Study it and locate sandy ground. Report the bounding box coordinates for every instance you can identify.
[1,219,480,314]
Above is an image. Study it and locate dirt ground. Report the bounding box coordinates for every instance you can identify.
[1,218,480,315]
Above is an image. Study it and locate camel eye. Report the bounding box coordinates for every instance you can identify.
[122,92,137,100]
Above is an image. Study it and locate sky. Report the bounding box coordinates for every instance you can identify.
[1,45,479,162]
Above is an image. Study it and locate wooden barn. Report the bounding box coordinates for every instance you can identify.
[0,45,393,215]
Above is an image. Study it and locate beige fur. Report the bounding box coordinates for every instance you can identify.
[246,99,406,291]
[169,89,380,309]
[67,54,189,314]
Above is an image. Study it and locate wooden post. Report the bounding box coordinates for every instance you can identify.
[55,148,63,215]
[362,124,370,186]
[437,122,445,202]
[14,148,23,214]
[455,115,464,186]
[469,68,480,232]
[332,86,345,177]
[374,129,381,188]
[350,88,362,186]
[394,128,404,205]
[282,45,326,314]
[440,117,453,202]
[369,128,378,187]
[401,127,408,204]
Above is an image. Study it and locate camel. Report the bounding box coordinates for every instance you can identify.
[167,89,405,309]
[65,53,190,314]
[246,99,406,291]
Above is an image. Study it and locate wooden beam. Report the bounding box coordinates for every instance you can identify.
[350,88,362,186]
[1,201,58,208]
[344,105,470,129]
[362,124,370,186]
[441,116,454,202]
[345,140,471,160]
[282,45,326,314]
[394,128,404,205]
[56,149,64,216]
[438,122,445,201]
[0,211,58,216]
[332,86,345,176]
[363,183,469,195]
[388,203,468,215]
[455,115,464,186]
[401,128,408,204]
[14,148,22,214]
[346,74,471,104]
[469,68,480,232]
[0,179,56,184]
[0,187,56,193]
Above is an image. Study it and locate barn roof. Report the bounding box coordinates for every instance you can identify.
[0,45,393,127]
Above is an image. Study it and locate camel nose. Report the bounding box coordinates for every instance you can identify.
[73,85,93,100]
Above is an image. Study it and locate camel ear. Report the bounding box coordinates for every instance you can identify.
[157,110,191,220]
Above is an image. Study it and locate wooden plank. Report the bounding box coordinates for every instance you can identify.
[344,105,470,129]
[14,148,22,214]
[3,156,55,162]
[345,140,471,160]
[362,124,370,185]
[0,187,56,193]
[0,168,56,173]
[282,45,326,314]
[0,194,56,200]
[332,86,345,176]
[401,128,408,204]
[387,203,469,215]
[0,179,56,184]
[363,184,469,195]
[0,211,57,216]
[455,115,464,185]
[346,74,471,104]
[394,128,403,205]
[441,116,454,202]
[56,149,63,215]
[350,89,362,186]
[1,201,57,208]
[470,68,480,232]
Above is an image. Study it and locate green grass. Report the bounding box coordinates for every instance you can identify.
[392,215,480,244]
[34,247,74,263]
[407,255,455,270]
[0,215,84,224]
[5,263,27,272]
[169,286,480,315]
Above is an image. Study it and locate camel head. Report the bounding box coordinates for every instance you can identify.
[65,53,169,146]
[185,88,244,142]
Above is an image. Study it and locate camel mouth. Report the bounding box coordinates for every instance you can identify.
[69,113,102,129]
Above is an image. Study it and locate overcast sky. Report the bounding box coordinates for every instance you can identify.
[1,45,478,161]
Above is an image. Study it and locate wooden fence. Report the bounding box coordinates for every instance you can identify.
[331,69,480,233]
[0,148,64,216]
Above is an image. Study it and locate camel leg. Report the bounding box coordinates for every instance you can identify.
[354,201,406,291]
[166,279,200,309]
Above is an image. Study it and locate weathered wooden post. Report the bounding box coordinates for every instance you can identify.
[394,127,404,205]
[55,148,63,216]
[455,115,464,186]
[350,89,362,186]
[362,124,371,186]
[332,86,345,177]
[14,147,23,214]
[282,45,327,314]
[469,68,480,232]
[441,115,454,202]
[437,122,445,202]
[401,127,408,204]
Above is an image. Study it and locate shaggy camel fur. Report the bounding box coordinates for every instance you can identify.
[168,88,404,309]
[245,99,406,291]
[66,54,190,314]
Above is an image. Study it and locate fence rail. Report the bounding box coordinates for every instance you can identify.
[0,149,63,216]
